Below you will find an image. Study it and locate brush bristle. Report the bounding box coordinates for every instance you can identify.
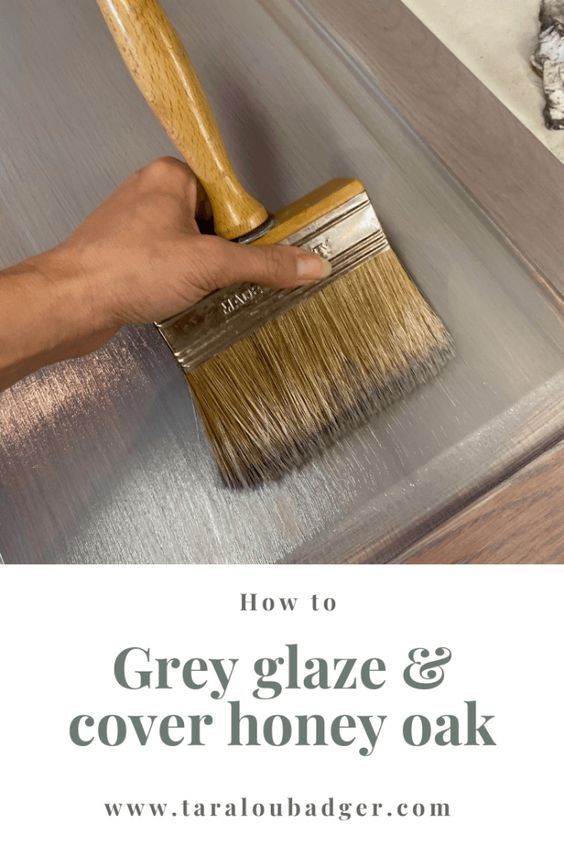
[187,249,454,488]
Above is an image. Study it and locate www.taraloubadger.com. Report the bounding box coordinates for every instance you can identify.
[103,796,451,822]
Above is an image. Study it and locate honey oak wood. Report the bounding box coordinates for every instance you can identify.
[398,440,564,564]
[97,0,269,239]
[257,179,365,243]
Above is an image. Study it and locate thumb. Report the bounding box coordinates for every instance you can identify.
[197,236,332,290]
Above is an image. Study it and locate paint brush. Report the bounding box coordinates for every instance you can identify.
[98,0,454,487]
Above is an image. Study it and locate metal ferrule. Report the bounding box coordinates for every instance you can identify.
[232,215,275,243]
[156,191,390,371]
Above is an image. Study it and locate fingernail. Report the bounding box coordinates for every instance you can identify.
[297,251,332,282]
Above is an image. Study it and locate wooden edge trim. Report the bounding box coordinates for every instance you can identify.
[302,0,564,304]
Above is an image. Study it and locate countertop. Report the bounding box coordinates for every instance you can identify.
[404,0,564,163]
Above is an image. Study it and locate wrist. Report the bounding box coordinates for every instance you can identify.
[0,248,118,390]
[32,246,120,349]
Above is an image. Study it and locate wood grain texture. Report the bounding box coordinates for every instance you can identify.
[303,0,564,304]
[398,441,564,564]
[97,0,268,238]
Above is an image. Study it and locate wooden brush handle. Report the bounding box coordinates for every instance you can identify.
[97,0,269,240]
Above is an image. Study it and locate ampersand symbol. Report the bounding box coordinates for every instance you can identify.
[403,647,452,690]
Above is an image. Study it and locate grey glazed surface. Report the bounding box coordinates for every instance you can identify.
[0,0,563,564]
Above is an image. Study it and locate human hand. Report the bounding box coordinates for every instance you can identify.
[0,157,330,390]
[61,156,331,325]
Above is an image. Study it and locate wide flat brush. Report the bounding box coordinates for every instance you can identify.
[98,0,454,488]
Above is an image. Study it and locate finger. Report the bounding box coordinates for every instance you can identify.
[195,182,213,222]
[139,156,199,206]
[197,237,332,290]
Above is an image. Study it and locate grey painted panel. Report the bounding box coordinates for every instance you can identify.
[0,0,563,564]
